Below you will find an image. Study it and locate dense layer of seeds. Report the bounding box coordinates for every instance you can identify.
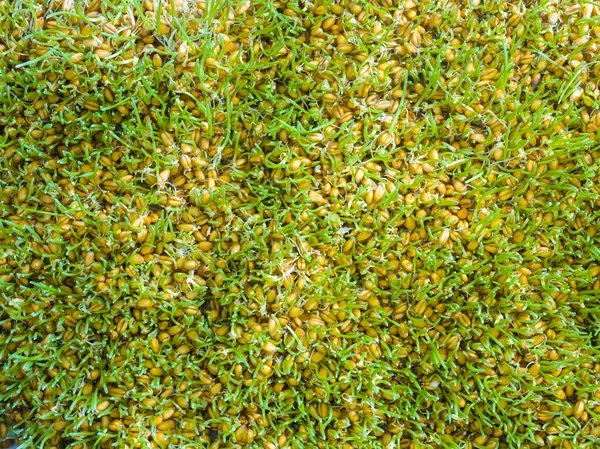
[1,0,600,448]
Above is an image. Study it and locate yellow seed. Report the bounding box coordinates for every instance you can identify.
[177,344,192,355]
[182,259,198,271]
[438,229,450,245]
[54,420,68,431]
[531,334,546,346]
[414,300,427,316]
[161,132,174,147]
[570,89,583,102]
[378,131,392,146]
[491,147,504,161]
[289,307,304,318]
[364,162,381,172]
[337,43,354,53]
[262,341,278,353]
[343,239,354,254]
[94,48,111,59]
[401,260,413,272]
[357,231,371,242]
[304,298,319,310]
[355,168,365,183]
[471,133,486,143]
[474,435,488,445]
[528,363,541,376]
[531,98,543,112]
[108,387,126,398]
[116,318,128,334]
[149,367,164,377]
[481,68,497,81]
[537,247,552,258]
[96,400,110,412]
[84,251,95,266]
[498,190,512,201]
[290,158,302,171]
[70,53,84,63]
[374,184,385,202]
[83,101,100,111]
[446,335,460,350]
[309,190,326,205]
[137,298,153,309]
[374,100,392,111]
[205,57,219,68]
[157,420,175,431]
[537,411,553,422]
